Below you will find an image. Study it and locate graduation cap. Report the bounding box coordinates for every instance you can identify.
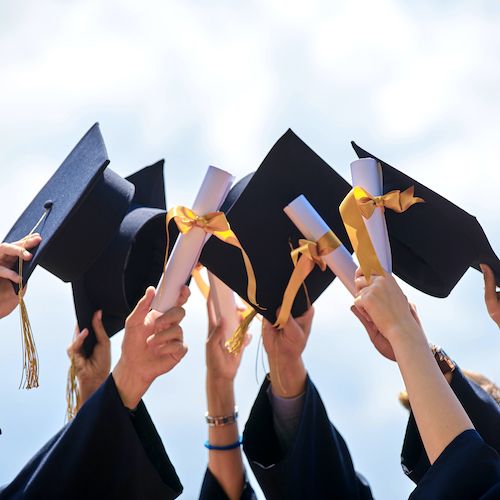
[3,123,135,389]
[72,161,177,357]
[351,142,500,297]
[3,123,135,286]
[199,129,353,324]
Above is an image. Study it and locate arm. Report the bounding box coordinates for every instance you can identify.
[1,286,190,500]
[0,234,41,319]
[354,271,473,464]
[201,293,252,500]
[242,309,373,500]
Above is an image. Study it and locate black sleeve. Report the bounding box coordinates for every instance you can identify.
[401,366,500,483]
[408,430,500,499]
[243,375,373,500]
[0,375,182,500]
[199,468,256,500]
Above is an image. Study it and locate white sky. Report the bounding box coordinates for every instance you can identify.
[0,1,499,498]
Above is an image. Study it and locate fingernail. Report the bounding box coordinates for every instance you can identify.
[23,250,31,257]
[98,310,103,320]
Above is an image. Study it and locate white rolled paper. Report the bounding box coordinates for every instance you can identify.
[350,158,392,272]
[207,272,240,340]
[152,166,235,312]
[284,195,357,297]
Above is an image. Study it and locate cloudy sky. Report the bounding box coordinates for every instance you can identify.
[0,1,499,498]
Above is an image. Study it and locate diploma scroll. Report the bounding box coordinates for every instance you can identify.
[350,158,392,272]
[207,272,240,340]
[152,166,235,312]
[284,195,357,296]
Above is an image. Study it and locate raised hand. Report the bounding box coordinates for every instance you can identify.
[67,311,111,405]
[262,307,314,397]
[0,234,42,319]
[112,285,190,409]
[353,269,421,348]
[205,294,251,384]
[480,264,500,328]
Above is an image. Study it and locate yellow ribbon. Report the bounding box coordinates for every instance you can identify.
[273,231,341,329]
[356,185,424,219]
[160,206,259,307]
[191,264,210,300]
[340,185,424,282]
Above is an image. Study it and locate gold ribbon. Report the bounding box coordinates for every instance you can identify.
[160,206,260,308]
[273,231,341,329]
[191,264,210,300]
[340,185,424,282]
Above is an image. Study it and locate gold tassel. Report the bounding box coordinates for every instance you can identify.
[65,357,80,421]
[18,260,39,389]
[225,309,257,355]
[17,207,50,390]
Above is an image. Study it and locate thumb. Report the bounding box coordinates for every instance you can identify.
[92,310,110,344]
[128,287,156,325]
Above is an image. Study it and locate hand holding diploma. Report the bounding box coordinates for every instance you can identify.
[274,195,357,329]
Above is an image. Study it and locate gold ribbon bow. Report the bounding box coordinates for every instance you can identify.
[356,186,424,219]
[273,231,341,329]
[161,206,259,308]
[340,185,424,282]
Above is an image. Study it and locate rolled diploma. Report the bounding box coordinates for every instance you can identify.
[152,166,235,312]
[207,272,240,340]
[284,195,357,297]
[350,158,392,272]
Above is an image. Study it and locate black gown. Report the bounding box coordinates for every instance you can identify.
[199,468,256,500]
[242,375,373,500]
[401,366,500,482]
[0,375,183,500]
[409,429,500,499]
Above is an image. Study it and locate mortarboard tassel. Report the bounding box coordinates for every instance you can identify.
[18,258,39,389]
[225,308,257,355]
[65,357,80,421]
[17,205,51,390]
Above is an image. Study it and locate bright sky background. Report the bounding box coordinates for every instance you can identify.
[0,1,499,498]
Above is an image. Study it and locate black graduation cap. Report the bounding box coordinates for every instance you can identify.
[3,123,135,288]
[72,161,177,356]
[352,141,500,297]
[199,129,353,323]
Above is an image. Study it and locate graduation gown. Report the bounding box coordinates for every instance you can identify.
[242,376,373,500]
[401,366,500,483]
[0,375,182,500]
[409,429,500,499]
[199,468,256,500]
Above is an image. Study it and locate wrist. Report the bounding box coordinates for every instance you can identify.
[388,321,428,354]
[206,376,235,415]
[268,356,306,398]
[112,361,148,410]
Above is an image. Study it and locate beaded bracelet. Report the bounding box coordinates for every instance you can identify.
[205,406,238,427]
[204,437,242,450]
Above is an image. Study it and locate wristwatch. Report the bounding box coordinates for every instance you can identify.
[430,344,456,375]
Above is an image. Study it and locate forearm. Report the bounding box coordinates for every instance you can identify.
[206,376,244,500]
[268,356,306,398]
[392,327,474,464]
